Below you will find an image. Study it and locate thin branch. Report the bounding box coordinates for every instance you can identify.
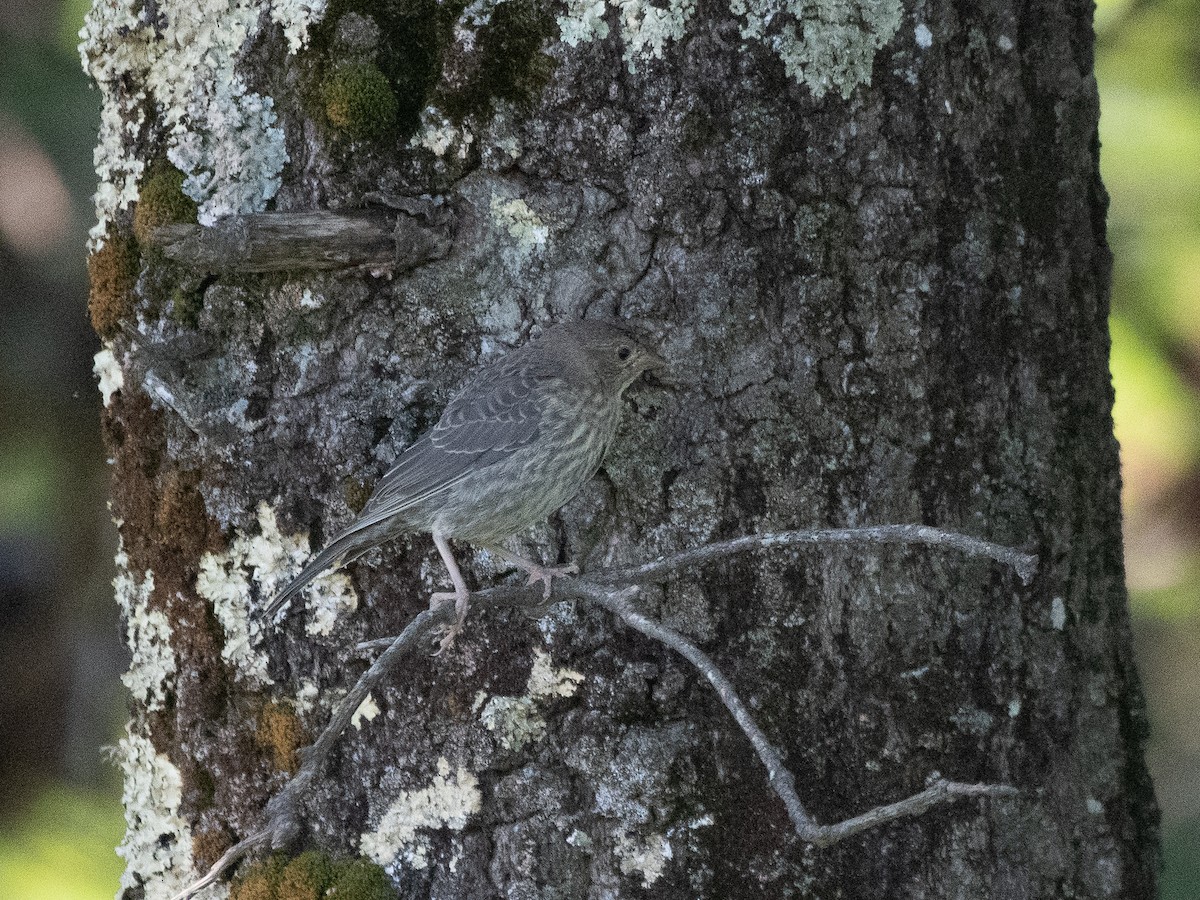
[571,581,1015,847]
[596,524,1038,586]
[171,607,455,900]
[174,525,1032,898]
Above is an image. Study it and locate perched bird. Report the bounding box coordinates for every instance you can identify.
[263,320,664,650]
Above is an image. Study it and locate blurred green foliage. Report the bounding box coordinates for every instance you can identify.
[0,785,124,900]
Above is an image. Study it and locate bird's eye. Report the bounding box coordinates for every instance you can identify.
[618,346,632,361]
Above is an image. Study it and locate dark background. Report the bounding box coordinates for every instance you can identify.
[0,1,1196,895]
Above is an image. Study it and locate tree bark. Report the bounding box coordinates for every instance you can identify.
[88,1,1159,898]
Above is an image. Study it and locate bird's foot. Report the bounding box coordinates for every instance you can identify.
[430,588,471,655]
[517,561,579,600]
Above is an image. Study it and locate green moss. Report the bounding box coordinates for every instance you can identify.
[442,0,557,122]
[326,858,394,899]
[87,229,139,340]
[170,282,205,327]
[344,477,374,514]
[230,854,288,900]
[229,852,393,900]
[322,62,399,138]
[277,850,336,900]
[309,0,552,140]
[315,2,459,137]
[133,161,198,244]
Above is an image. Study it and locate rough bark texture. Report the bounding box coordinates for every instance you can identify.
[92,0,1159,898]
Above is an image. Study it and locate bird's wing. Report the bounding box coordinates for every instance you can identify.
[429,353,546,454]
[355,356,552,526]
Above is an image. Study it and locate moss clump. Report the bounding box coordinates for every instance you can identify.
[87,229,139,340]
[256,702,308,774]
[326,858,394,900]
[344,477,374,514]
[322,63,400,138]
[132,161,198,244]
[232,852,393,900]
[230,854,288,900]
[315,2,456,137]
[193,826,233,872]
[277,851,336,900]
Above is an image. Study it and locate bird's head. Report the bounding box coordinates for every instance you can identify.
[556,321,665,394]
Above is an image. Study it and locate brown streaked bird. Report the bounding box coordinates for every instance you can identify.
[262,320,664,651]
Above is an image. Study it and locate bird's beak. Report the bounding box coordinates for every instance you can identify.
[642,349,666,370]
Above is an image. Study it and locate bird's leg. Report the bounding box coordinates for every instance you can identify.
[430,531,471,654]
[488,547,579,600]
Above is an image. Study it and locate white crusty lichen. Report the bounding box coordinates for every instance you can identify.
[94,344,124,407]
[115,726,226,900]
[271,0,328,53]
[479,648,584,751]
[352,692,381,730]
[196,502,357,687]
[615,831,673,887]
[490,193,550,260]
[361,758,482,871]
[115,548,175,712]
[411,107,475,160]
[613,0,695,69]
[557,0,902,97]
[78,0,308,240]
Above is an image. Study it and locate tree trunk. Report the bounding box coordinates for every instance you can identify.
[87,1,1159,898]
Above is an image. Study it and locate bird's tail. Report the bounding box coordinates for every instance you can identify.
[260,526,373,621]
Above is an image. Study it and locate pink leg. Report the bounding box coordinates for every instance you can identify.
[490,548,579,600]
[429,531,471,654]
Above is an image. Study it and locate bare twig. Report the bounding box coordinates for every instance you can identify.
[597,524,1038,586]
[572,581,1015,847]
[173,525,1032,898]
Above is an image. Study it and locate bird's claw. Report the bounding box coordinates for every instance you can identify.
[523,562,580,600]
[429,589,470,655]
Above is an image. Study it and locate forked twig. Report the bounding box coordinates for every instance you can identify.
[172,525,1035,898]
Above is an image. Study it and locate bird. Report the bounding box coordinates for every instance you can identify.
[262,320,664,651]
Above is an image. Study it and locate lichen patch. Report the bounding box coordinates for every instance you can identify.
[79,0,298,240]
[197,502,356,687]
[360,758,482,871]
[116,548,175,712]
[479,648,584,750]
[115,726,225,899]
[94,344,124,407]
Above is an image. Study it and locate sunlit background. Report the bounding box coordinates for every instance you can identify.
[1,1,1197,896]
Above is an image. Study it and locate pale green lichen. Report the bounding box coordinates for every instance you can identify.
[78,0,317,240]
[115,727,226,899]
[557,0,609,47]
[729,0,903,97]
[196,503,357,687]
[360,758,482,871]
[489,193,549,257]
[612,0,695,70]
[557,0,694,71]
[411,106,475,159]
[479,648,584,751]
[115,546,175,712]
[556,0,902,96]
